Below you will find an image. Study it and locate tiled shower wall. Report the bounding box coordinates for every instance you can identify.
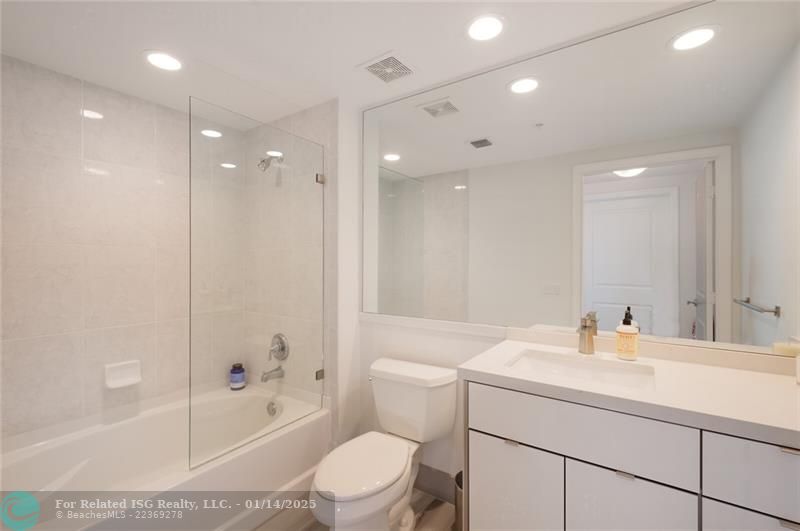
[1,55,338,439]
[1,56,190,438]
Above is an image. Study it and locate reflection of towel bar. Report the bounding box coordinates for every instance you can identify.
[734,297,781,317]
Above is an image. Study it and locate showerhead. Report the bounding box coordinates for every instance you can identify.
[257,151,284,172]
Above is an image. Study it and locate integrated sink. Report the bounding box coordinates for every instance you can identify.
[506,348,655,389]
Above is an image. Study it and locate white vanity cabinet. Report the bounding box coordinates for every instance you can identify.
[467,382,700,530]
[565,460,697,531]
[703,498,799,531]
[469,430,564,531]
[702,432,800,524]
[466,381,800,531]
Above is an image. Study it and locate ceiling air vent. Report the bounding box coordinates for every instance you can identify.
[419,99,459,118]
[365,56,413,83]
[470,138,493,149]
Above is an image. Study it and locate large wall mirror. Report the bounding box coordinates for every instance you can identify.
[362,1,799,351]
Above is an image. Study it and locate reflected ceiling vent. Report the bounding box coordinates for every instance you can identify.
[365,56,413,83]
[470,138,493,149]
[419,98,460,118]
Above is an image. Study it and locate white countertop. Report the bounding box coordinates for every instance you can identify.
[459,340,800,448]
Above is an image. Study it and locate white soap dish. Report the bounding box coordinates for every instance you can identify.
[105,360,142,389]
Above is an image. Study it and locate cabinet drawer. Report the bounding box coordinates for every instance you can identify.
[469,430,564,531]
[703,498,800,531]
[703,432,800,523]
[566,459,698,530]
[469,383,699,491]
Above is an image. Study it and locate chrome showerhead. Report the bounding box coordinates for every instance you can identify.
[257,151,284,172]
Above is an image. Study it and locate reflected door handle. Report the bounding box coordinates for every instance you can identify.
[686,299,701,307]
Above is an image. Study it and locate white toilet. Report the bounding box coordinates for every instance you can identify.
[310,358,457,530]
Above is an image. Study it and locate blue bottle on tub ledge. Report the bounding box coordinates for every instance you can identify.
[230,363,246,391]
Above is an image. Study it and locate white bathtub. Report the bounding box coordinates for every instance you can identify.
[2,385,330,527]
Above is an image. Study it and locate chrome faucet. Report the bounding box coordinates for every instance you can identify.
[578,312,598,354]
[261,365,284,383]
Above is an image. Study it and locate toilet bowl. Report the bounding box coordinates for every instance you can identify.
[310,358,457,530]
[310,431,420,530]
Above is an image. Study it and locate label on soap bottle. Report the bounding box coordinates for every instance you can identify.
[616,331,639,361]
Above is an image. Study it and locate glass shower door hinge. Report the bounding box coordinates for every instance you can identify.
[315,173,325,184]
[315,369,325,380]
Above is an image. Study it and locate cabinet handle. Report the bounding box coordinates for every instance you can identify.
[779,520,800,531]
[780,446,800,456]
[615,470,636,480]
[503,439,519,447]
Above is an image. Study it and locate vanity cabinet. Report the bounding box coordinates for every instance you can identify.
[702,432,800,523]
[466,381,800,531]
[469,430,563,531]
[565,460,697,531]
[703,498,798,531]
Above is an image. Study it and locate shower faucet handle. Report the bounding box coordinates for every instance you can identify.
[269,333,289,361]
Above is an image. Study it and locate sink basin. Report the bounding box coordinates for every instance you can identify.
[506,349,655,389]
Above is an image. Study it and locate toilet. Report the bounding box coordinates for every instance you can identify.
[310,358,457,530]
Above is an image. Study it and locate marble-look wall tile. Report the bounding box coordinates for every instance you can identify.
[423,170,469,321]
[1,56,82,156]
[82,82,156,169]
[81,161,158,246]
[2,244,85,339]
[1,147,86,245]
[1,56,193,439]
[84,244,155,329]
[156,319,189,395]
[155,106,189,178]
[156,246,189,320]
[1,334,85,436]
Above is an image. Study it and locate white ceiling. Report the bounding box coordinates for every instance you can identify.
[1,1,684,126]
[370,1,800,177]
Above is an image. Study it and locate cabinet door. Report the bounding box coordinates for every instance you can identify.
[566,459,697,531]
[704,498,798,531]
[469,430,564,531]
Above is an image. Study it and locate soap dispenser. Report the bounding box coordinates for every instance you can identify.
[616,306,639,361]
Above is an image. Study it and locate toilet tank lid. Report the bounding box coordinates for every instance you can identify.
[370,358,457,388]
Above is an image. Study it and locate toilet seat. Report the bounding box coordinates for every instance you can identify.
[310,432,420,529]
[313,432,412,501]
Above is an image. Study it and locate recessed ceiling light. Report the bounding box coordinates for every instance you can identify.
[201,129,222,138]
[468,15,503,41]
[146,51,182,71]
[510,78,539,94]
[671,27,716,51]
[84,166,110,176]
[266,150,283,157]
[220,163,237,169]
[383,153,401,162]
[613,168,647,178]
[454,185,468,191]
[81,109,103,120]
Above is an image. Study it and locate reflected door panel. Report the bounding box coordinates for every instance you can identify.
[583,188,679,336]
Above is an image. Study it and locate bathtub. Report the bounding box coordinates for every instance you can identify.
[1,386,330,529]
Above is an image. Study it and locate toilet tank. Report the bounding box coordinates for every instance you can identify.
[369,358,457,443]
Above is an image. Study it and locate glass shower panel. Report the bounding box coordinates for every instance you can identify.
[189,98,324,467]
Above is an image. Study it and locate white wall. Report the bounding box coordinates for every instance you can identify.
[739,43,800,346]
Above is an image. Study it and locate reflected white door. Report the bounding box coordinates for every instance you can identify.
[692,162,715,340]
[583,187,679,336]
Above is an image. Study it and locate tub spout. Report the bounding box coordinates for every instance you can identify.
[261,366,284,383]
